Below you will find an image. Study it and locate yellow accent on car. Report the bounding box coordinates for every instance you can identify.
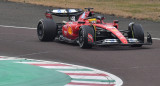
[88,18,97,23]
[68,26,73,35]
[92,25,96,41]
[112,29,118,31]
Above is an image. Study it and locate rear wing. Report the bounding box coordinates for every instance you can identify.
[46,9,83,17]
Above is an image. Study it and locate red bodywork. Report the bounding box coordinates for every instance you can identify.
[61,11,128,44]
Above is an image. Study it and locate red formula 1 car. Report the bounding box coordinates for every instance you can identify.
[37,8,152,48]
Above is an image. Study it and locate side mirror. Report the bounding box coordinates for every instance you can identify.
[101,16,105,20]
[113,20,119,29]
[113,20,119,23]
[45,13,52,19]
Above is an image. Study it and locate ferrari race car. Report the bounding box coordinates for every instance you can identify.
[37,8,152,48]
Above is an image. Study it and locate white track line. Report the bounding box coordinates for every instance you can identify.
[152,38,160,40]
[0,57,18,60]
[0,25,36,29]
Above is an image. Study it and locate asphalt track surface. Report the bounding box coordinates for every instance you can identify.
[0,1,160,86]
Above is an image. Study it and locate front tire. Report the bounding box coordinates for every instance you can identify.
[128,23,144,47]
[79,26,95,49]
[37,19,57,41]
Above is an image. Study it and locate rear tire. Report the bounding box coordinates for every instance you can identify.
[128,23,144,47]
[37,19,57,41]
[79,26,95,49]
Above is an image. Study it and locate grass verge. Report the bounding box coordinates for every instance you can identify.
[9,0,160,22]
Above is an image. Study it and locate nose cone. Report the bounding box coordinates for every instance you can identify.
[94,24,129,44]
[121,39,128,44]
[108,27,128,44]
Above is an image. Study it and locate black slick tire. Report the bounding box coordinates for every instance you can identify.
[128,23,144,47]
[79,26,95,49]
[37,19,57,41]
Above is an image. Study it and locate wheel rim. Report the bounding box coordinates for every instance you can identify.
[79,30,84,47]
[37,24,44,39]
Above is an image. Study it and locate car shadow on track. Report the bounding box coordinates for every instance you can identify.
[91,45,152,51]
[54,40,79,46]
[54,40,152,51]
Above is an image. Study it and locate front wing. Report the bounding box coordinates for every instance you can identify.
[94,33,152,46]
